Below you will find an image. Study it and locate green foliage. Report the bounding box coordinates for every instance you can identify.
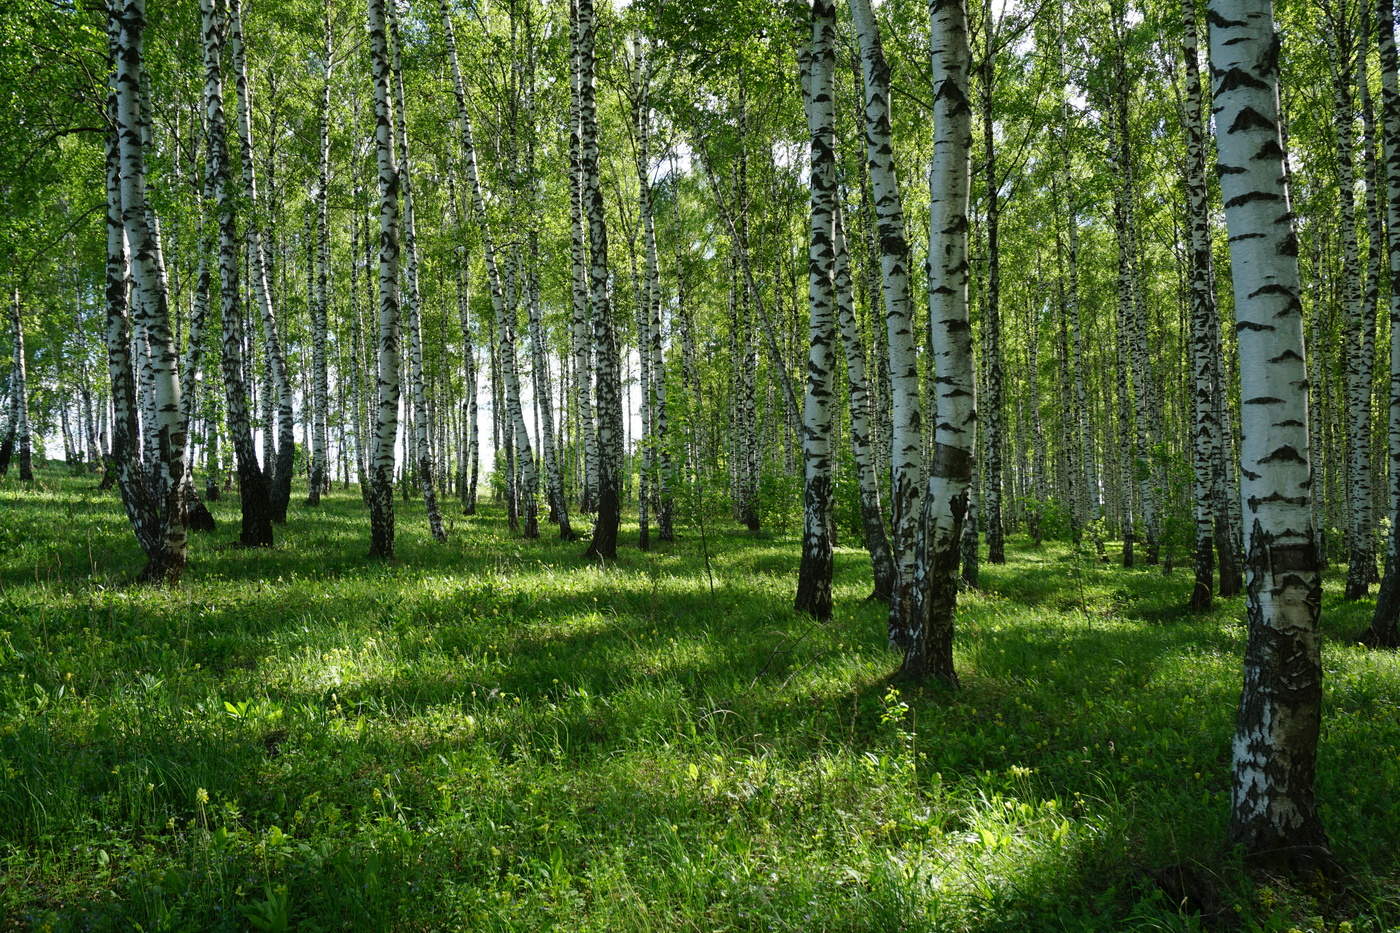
[0,470,1397,931]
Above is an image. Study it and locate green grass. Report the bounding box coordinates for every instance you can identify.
[0,469,1397,931]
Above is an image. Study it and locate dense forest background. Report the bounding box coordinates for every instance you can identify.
[1,0,1399,928]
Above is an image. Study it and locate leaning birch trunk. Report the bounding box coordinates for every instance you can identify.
[228,0,294,521]
[850,0,924,651]
[1207,0,1329,869]
[907,0,973,686]
[388,5,446,541]
[794,0,838,621]
[438,0,538,539]
[201,0,272,548]
[103,37,157,554]
[1368,0,1400,646]
[577,0,624,559]
[113,0,186,583]
[366,0,401,558]
[307,4,332,507]
[834,198,895,601]
[1181,0,1223,610]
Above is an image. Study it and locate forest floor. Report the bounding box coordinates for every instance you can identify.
[0,470,1397,932]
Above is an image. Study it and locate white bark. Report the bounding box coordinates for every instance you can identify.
[1208,0,1327,865]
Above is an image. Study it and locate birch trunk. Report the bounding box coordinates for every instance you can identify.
[201,0,272,547]
[366,0,400,558]
[1368,0,1400,645]
[1327,6,1376,599]
[6,291,30,482]
[577,0,624,559]
[113,0,186,583]
[795,0,838,620]
[569,1,597,515]
[851,0,925,649]
[1208,0,1328,869]
[1181,0,1224,610]
[907,0,974,685]
[307,4,332,507]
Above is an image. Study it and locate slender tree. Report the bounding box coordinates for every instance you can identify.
[227,0,294,521]
[366,0,401,559]
[578,0,624,559]
[307,3,333,507]
[795,0,837,620]
[1368,0,1400,646]
[851,0,924,650]
[389,2,446,541]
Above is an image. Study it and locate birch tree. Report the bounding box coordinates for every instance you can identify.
[794,0,837,620]
[907,0,974,685]
[851,0,924,652]
[1207,0,1329,869]
[227,0,294,521]
[112,0,187,583]
[366,0,400,559]
[1368,0,1400,646]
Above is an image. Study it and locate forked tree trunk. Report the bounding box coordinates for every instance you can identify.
[201,0,271,548]
[228,0,294,522]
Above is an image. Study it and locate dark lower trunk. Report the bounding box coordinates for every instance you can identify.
[1366,548,1400,646]
[0,426,13,475]
[1217,513,1243,597]
[658,498,674,542]
[186,482,217,533]
[960,505,979,589]
[1345,544,1373,599]
[236,462,274,547]
[795,475,833,620]
[306,464,324,505]
[271,431,293,522]
[1190,530,1213,611]
[1228,540,1328,872]
[585,480,619,560]
[368,465,395,558]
